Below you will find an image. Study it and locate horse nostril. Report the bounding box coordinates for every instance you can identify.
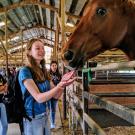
[64,50,74,61]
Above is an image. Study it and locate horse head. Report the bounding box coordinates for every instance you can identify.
[62,0,131,68]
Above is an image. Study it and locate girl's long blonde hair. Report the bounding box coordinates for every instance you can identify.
[25,38,50,82]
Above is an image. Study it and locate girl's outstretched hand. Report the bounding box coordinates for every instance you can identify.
[61,70,75,81]
[58,71,76,87]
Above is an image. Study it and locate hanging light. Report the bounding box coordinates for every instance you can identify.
[66,18,75,27]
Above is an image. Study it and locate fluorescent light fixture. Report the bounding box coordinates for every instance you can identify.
[66,22,74,27]
[8,44,26,53]
[0,22,5,27]
[66,19,75,27]
[11,36,20,41]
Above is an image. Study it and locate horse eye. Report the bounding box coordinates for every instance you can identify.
[96,8,107,16]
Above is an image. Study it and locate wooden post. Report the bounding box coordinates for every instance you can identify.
[55,19,59,60]
[84,92,135,125]
[60,0,66,47]
[5,12,9,78]
[60,0,67,120]
[53,18,59,60]
[82,69,90,135]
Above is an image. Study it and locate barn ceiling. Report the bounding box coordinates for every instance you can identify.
[0,0,86,42]
[0,0,129,66]
[0,0,86,65]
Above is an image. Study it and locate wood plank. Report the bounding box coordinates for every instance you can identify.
[89,84,135,93]
[89,84,135,106]
[70,101,83,129]
[89,97,135,108]
[83,113,106,135]
[84,92,135,125]
[103,97,135,106]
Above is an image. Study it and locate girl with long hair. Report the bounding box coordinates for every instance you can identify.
[18,39,75,135]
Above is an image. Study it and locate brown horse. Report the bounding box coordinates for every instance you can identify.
[61,0,135,68]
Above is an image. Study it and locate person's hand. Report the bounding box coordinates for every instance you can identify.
[59,71,76,87]
[3,83,8,94]
[0,83,8,94]
[61,71,75,81]
[0,85,5,93]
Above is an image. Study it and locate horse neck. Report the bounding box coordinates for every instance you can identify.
[116,1,135,60]
[119,26,135,60]
[117,4,135,60]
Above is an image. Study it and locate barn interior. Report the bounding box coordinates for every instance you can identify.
[0,0,135,135]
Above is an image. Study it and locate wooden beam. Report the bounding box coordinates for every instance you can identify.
[0,0,80,20]
[83,113,106,135]
[0,0,57,13]
[56,13,62,29]
[68,89,83,109]
[5,12,9,77]
[0,24,55,40]
[21,29,24,65]
[8,38,54,51]
[70,101,83,129]
[82,71,89,135]
[83,92,135,125]
[53,19,59,59]
[8,43,53,54]
[91,60,135,72]
[61,0,66,46]
[0,38,7,54]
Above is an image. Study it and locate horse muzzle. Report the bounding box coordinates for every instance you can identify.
[64,50,74,61]
[63,50,84,69]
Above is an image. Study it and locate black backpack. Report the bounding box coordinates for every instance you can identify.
[5,67,33,134]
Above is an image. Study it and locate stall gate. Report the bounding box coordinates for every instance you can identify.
[66,61,135,135]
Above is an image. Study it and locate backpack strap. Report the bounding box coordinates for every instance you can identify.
[23,90,33,119]
[23,66,36,118]
[27,67,37,118]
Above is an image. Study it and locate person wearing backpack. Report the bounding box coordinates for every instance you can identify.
[0,73,8,135]
[18,38,76,135]
[49,60,61,129]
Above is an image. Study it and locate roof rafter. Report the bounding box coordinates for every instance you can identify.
[0,0,80,20]
[0,24,56,40]
[0,0,57,13]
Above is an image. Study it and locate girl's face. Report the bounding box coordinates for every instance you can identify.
[51,63,57,73]
[30,41,45,63]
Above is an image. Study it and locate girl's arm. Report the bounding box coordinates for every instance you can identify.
[0,83,8,93]
[23,79,64,103]
[0,85,5,92]
[50,81,64,99]
[23,70,76,103]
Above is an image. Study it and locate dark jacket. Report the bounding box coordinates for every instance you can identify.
[0,74,7,103]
